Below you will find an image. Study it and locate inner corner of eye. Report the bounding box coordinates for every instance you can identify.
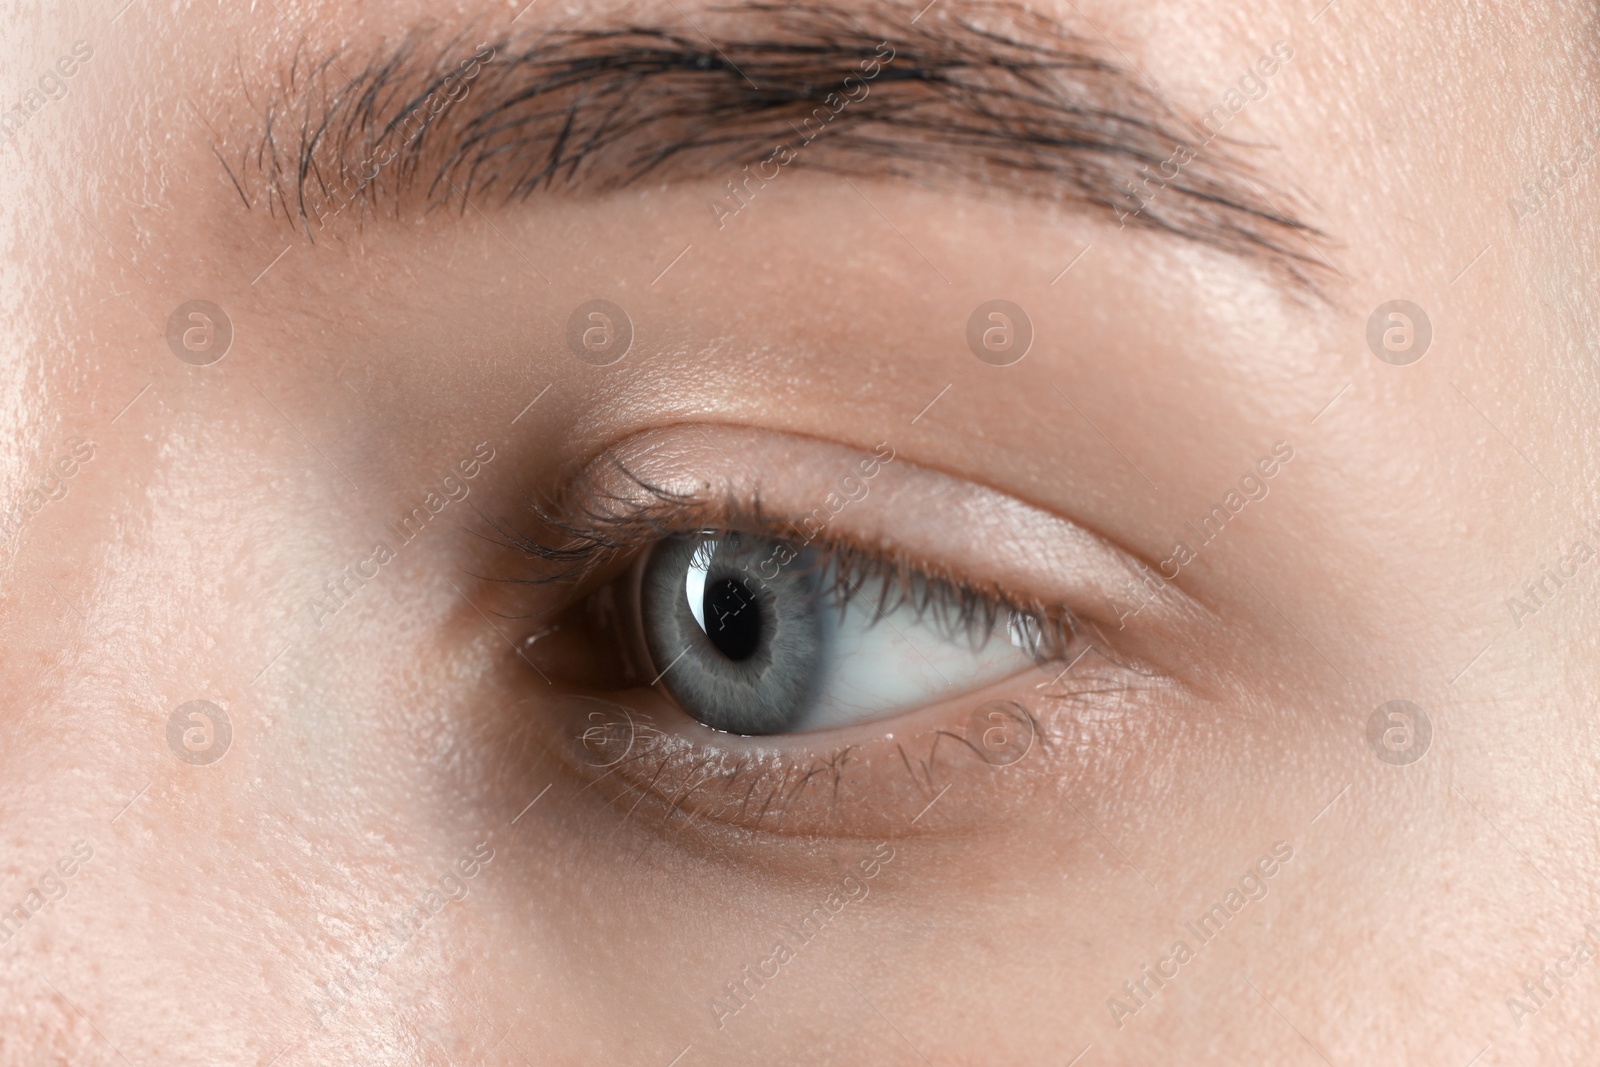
[629,531,1040,738]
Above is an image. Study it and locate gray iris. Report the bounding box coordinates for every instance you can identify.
[640,534,826,735]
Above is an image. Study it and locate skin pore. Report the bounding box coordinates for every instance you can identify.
[3,0,1599,1063]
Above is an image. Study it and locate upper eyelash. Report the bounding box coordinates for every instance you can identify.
[804,542,1075,664]
[480,458,1078,665]
[479,459,705,580]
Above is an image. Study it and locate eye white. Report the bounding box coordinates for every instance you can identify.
[793,574,1035,732]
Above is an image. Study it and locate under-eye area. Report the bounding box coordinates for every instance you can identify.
[522,621,1185,843]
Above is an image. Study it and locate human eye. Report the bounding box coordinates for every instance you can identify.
[484,425,1189,840]
[622,523,1064,736]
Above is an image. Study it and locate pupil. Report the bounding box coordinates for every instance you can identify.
[703,577,762,661]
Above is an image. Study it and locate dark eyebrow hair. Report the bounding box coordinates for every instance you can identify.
[225,2,1331,289]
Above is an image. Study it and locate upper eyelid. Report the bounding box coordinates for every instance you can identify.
[483,425,1194,656]
[486,435,1100,652]
[526,425,1103,572]
[483,450,1067,626]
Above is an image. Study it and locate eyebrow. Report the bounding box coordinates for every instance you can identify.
[225,2,1330,288]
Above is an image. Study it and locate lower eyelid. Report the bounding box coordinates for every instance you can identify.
[538,656,1171,843]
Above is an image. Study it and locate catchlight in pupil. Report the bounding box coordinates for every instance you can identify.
[703,578,763,661]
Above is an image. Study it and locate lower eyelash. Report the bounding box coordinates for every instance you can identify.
[561,679,1125,837]
[483,458,1079,668]
[573,699,916,833]
[570,702,802,826]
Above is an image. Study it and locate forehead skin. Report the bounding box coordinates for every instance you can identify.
[3,0,1600,1064]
